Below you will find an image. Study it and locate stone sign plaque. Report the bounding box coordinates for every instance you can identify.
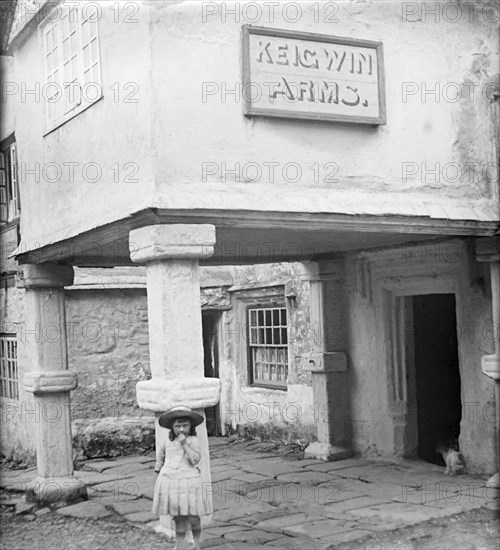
[242,26,386,125]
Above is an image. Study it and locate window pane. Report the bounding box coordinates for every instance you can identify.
[281,328,288,344]
[271,309,278,325]
[0,335,18,399]
[258,310,264,326]
[273,328,280,344]
[281,309,287,324]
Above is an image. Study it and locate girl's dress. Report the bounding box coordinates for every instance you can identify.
[152,435,211,517]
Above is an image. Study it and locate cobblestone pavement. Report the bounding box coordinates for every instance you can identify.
[1,438,499,550]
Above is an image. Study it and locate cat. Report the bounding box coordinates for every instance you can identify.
[436,441,465,475]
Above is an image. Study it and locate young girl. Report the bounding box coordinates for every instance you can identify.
[152,405,209,550]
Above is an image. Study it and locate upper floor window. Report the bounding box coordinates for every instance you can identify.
[41,2,102,133]
[248,306,289,389]
[0,137,19,224]
[0,334,18,400]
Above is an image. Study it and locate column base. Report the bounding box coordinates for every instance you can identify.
[25,475,87,505]
[304,442,352,462]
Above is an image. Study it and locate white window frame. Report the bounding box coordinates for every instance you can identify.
[0,334,19,400]
[40,1,103,134]
[0,139,20,224]
[248,305,289,390]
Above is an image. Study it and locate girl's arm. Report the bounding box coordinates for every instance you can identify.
[180,436,201,466]
[154,440,166,472]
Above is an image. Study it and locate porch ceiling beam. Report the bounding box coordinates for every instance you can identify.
[14,207,499,266]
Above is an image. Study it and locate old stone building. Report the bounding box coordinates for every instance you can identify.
[0,0,499,506]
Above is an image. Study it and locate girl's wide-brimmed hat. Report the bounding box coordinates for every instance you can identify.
[158,405,204,430]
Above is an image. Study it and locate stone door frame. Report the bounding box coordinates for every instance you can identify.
[376,273,461,457]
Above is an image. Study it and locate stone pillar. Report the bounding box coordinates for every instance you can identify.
[299,260,351,461]
[130,224,221,516]
[476,237,500,488]
[17,264,86,504]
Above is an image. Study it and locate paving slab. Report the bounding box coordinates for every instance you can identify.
[210,458,234,467]
[323,496,392,513]
[92,478,147,499]
[255,512,308,532]
[306,458,372,472]
[106,455,155,465]
[80,461,114,473]
[264,535,330,549]
[212,501,276,523]
[347,501,443,526]
[231,472,271,484]
[312,486,365,505]
[99,463,152,477]
[74,470,134,486]
[124,510,158,523]
[0,468,38,489]
[355,520,404,532]
[240,461,305,477]
[242,481,303,505]
[231,508,292,527]
[321,528,375,543]
[109,498,153,516]
[294,459,323,468]
[276,471,336,485]
[212,468,244,483]
[56,500,112,519]
[204,524,252,537]
[420,499,490,516]
[224,528,283,543]
[92,494,140,505]
[283,517,358,538]
[233,452,282,461]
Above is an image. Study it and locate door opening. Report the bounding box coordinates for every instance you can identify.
[202,310,221,437]
[412,294,461,466]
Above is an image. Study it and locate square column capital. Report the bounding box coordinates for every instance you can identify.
[16,264,74,289]
[475,237,500,262]
[298,260,345,283]
[136,378,221,411]
[24,371,78,393]
[130,224,216,263]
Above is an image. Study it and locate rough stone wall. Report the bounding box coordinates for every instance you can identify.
[65,288,151,421]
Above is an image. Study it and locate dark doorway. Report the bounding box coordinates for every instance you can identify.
[202,311,221,437]
[413,294,461,466]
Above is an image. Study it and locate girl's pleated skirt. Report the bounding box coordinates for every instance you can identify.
[152,469,212,517]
